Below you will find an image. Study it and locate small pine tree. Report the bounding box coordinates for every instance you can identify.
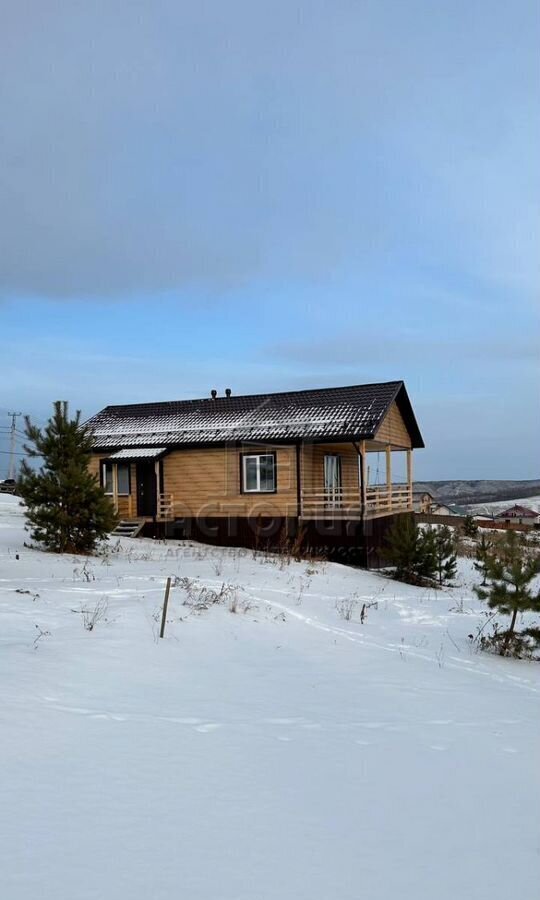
[433,525,457,585]
[386,516,437,585]
[473,533,492,586]
[416,527,439,583]
[18,401,116,554]
[386,515,419,583]
[474,531,540,656]
[462,515,478,537]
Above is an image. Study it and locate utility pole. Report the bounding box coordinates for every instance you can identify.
[7,412,22,481]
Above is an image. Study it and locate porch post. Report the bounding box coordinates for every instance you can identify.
[385,445,392,510]
[295,442,302,518]
[406,449,413,508]
[112,463,119,514]
[360,440,367,517]
[155,460,161,518]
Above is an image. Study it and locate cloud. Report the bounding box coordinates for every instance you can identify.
[1,1,538,301]
[268,333,540,368]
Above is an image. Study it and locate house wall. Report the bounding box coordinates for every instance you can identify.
[162,444,298,518]
[88,454,136,518]
[374,401,411,448]
[301,442,360,496]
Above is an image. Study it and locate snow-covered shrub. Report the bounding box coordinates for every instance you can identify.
[81,597,109,631]
[336,596,356,621]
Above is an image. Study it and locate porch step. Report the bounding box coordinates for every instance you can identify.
[111,520,146,539]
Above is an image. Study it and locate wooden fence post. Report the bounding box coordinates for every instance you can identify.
[159,577,172,639]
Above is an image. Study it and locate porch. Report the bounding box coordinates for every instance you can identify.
[299,441,414,520]
[300,484,413,519]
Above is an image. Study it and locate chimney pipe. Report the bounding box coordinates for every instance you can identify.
[211,389,217,399]
[225,388,232,398]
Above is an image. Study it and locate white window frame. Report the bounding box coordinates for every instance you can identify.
[102,462,131,496]
[241,453,276,493]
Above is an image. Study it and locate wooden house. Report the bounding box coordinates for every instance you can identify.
[86,381,424,566]
[412,490,435,514]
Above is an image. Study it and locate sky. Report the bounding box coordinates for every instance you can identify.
[1,0,539,480]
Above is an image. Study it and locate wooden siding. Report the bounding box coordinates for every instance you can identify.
[301,442,360,495]
[162,445,298,518]
[89,426,414,522]
[374,401,411,448]
[89,454,136,518]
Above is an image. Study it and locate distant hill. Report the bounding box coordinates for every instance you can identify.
[413,479,540,506]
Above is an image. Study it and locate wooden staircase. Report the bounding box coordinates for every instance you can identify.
[111,519,146,539]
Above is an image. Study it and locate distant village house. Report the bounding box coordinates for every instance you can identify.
[495,505,539,526]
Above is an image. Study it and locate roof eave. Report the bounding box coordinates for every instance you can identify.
[91,431,379,452]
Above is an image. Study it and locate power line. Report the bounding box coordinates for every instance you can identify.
[0,449,31,456]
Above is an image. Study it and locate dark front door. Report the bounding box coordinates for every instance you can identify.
[136,462,157,517]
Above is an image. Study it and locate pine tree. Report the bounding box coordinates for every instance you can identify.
[462,515,478,537]
[386,515,418,582]
[386,516,437,585]
[433,525,457,585]
[473,533,492,587]
[474,531,540,656]
[18,401,116,554]
[416,527,438,583]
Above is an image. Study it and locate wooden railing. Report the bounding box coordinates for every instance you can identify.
[365,485,412,516]
[158,493,174,520]
[301,485,413,519]
[301,490,362,518]
[151,487,412,521]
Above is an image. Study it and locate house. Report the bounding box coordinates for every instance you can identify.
[495,505,539,526]
[412,490,435,513]
[447,504,469,516]
[86,380,424,566]
[430,503,467,516]
[426,502,454,516]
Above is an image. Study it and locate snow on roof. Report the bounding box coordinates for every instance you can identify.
[108,447,167,460]
[86,381,424,450]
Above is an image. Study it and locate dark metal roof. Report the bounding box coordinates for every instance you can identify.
[496,505,538,518]
[86,381,424,450]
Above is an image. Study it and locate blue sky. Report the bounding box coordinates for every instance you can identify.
[1,1,539,480]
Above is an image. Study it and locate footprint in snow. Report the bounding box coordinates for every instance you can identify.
[264,717,306,725]
[164,716,203,725]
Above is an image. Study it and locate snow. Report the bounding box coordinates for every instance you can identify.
[108,447,167,459]
[466,495,540,517]
[86,384,391,448]
[1,492,538,900]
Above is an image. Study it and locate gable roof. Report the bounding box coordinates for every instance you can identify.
[496,505,538,518]
[86,380,424,450]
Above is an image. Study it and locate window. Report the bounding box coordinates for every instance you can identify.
[102,462,130,496]
[241,454,276,493]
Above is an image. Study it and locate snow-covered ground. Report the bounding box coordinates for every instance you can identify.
[466,495,540,517]
[1,493,538,900]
